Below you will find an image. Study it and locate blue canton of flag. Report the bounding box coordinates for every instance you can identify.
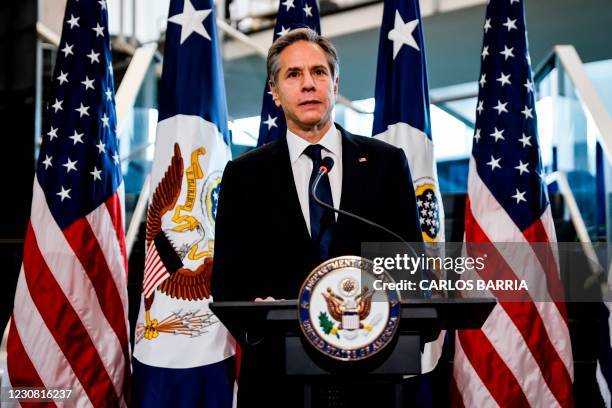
[256,0,321,146]
[132,0,236,406]
[471,0,545,228]
[38,0,121,223]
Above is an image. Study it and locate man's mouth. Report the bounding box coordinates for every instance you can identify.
[299,100,320,106]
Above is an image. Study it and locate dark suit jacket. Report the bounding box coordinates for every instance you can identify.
[211,125,423,407]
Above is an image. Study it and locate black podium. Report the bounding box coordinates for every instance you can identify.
[211,298,495,408]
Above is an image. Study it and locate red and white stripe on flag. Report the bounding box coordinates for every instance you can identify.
[6,178,131,407]
[143,242,170,298]
[453,160,574,407]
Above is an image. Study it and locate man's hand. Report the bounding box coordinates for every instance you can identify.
[254,296,276,301]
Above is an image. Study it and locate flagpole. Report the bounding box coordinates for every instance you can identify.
[126,175,150,256]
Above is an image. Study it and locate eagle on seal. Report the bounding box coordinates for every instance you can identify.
[322,286,373,330]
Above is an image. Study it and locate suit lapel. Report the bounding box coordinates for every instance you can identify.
[338,125,367,217]
[272,135,313,246]
[330,125,370,256]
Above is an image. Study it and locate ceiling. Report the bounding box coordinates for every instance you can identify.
[221,0,612,118]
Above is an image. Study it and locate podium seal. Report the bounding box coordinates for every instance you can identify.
[297,256,400,361]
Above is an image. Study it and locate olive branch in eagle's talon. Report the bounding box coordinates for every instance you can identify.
[135,309,217,343]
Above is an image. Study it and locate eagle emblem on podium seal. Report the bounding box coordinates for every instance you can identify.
[298,256,401,361]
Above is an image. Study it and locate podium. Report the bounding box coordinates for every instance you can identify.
[211,298,495,407]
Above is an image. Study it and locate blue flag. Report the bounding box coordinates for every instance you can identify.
[256,0,321,146]
[373,0,445,375]
[373,0,444,244]
[132,0,235,406]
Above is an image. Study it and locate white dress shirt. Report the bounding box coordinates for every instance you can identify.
[286,124,343,236]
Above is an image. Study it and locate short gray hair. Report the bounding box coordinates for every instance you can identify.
[267,28,339,86]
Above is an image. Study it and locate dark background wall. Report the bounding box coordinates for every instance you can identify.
[0,1,39,335]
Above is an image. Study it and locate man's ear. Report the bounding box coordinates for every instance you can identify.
[333,76,339,97]
[269,81,281,108]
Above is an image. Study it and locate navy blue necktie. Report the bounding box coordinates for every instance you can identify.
[304,144,334,261]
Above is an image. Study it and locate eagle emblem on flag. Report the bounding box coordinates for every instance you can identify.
[138,143,217,342]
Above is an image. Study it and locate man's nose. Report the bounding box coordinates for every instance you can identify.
[301,72,316,91]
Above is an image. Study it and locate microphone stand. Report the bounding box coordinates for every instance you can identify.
[310,165,435,301]
[310,170,408,243]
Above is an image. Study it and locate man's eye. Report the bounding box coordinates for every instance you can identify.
[288,72,299,78]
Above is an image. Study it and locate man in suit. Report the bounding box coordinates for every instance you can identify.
[212,28,422,407]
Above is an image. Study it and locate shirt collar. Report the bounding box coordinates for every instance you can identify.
[286,123,340,164]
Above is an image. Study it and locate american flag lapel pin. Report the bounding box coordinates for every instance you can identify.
[358,157,367,163]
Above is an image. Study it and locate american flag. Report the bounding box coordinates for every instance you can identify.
[6,0,130,406]
[372,0,445,373]
[453,1,574,406]
[256,0,321,146]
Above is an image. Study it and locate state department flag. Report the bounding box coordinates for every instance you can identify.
[372,0,445,374]
[256,0,321,146]
[5,0,130,405]
[453,1,573,406]
[132,0,236,406]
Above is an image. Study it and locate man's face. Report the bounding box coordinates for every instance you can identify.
[270,41,338,132]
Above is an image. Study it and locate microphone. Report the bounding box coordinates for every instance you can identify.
[310,156,407,243]
[320,156,335,174]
